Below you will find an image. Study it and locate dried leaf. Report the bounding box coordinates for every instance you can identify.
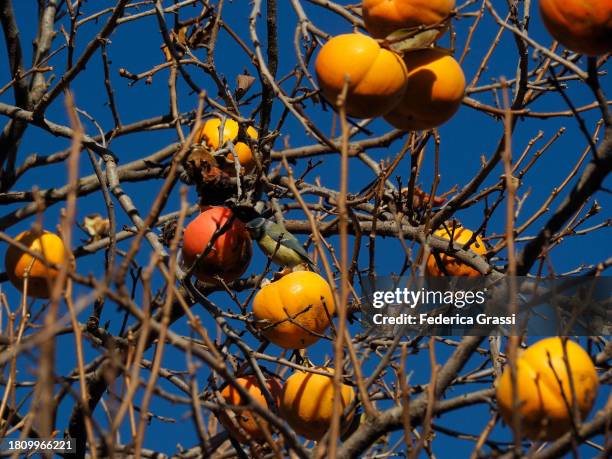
[158,218,179,247]
[402,186,447,209]
[235,73,256,100]
[386,23,450,53]
[83,214,110,241]
[187,144,219,169]
[187,21,214,48]
[192,158,236,207]
[160,26,189,62]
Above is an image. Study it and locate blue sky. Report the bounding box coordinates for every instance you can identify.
[0,0,609,457]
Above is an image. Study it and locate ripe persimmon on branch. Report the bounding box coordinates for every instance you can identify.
[0,1,609,458]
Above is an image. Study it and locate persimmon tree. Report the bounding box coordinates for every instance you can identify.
[0,1,610,458]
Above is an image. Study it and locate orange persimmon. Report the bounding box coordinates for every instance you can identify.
[384,48,465,130]
[252,271,335,349]
[219,376,282,442]
[495,338,599,440]
[195,117,258,172]
[182,206,252,283]
[362,0,455,38]
[539,0,612,56]
[315,33,408,118]
[280,368,355,440]
[426,224,486,277]
[5,230,67,299]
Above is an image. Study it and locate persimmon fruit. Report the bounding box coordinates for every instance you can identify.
[280,367,355,440]
[5,230,67,299]
[495,337,599,440]
[426,223,486,277]
[252,271,335,349]
[182,206,252,283]
[362,0,456,39]
[315,33,408,118]
[219,376,282,442]
[539,0,612,56]
[195,117,258,172]
[384,48,465,130]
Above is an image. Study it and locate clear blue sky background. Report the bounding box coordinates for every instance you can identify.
[0,0,609,456]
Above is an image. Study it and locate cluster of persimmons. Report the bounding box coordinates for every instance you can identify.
[182,204,353,442]
[3,187,602,446]
[2,0,609,447]
[421,224,600,442]
[316,0,612,128]
[316,0,466,129]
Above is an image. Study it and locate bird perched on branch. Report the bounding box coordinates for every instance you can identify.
[245,217,314,269]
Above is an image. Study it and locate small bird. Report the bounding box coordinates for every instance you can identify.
[245,217,314,269]
[82,214,110,241]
